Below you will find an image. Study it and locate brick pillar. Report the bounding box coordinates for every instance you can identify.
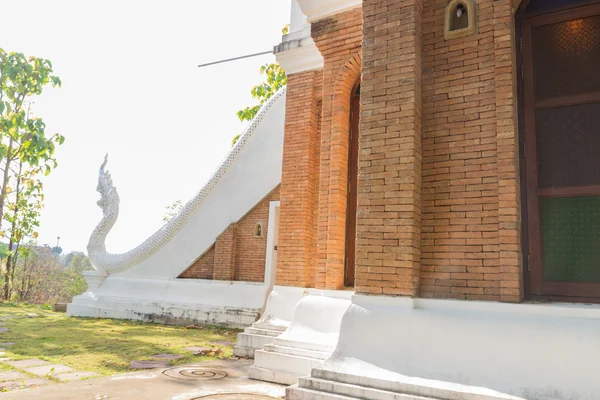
[311,9,363,290]
[213,224,237,280]
[356,0,423,296]
[494,0,522,302]
[276,71,321,287]
[325,53,362,290]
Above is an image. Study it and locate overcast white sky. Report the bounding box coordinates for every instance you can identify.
[0,0,290,254]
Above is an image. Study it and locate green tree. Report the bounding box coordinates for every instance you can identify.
[2,161,44,299]
[233,25,289,146]
[14,249,92,304]
[62,251,92,273]
[61,251,92,298]
[0,49,64,229]
[0,242,8,260]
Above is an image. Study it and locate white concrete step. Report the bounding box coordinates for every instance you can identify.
[292,377,436,400]
[233,321,287,359]
[271,337,334,353]
[245,327,282,337]
[232,345,255,358]
[233,332,276,358]
[286,384,358,400]
[236,332,276,349]
[250,349,325,385]
[264,343,330,360]
[253,321,288,332]
[307,370,522,400]
[248,365,302,386]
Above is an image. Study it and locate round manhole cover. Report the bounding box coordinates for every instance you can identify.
[193,395,279,400]
[162,367,228,380]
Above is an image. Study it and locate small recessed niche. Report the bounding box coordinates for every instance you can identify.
[254,222,264,238]
[444,0,477,40]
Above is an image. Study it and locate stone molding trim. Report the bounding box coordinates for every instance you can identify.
[297,0,362,22]
[87,88,287,275]
[275,36,324,75]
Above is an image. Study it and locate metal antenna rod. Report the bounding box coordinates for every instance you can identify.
[198,50,273,68]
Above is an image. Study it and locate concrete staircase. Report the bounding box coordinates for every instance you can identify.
[248,338,331,385]
[233,321,286,358]
[247,294,351,385]
[286,371,524,400]
[287,377,435,400]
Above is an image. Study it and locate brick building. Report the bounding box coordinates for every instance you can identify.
[247,0,600,398]
[72,0,600,397]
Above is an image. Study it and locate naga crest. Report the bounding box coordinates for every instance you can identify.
[86,87,286,274]
[96,154,120,217]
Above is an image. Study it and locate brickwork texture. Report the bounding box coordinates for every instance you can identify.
[178,187,280,282]
[276,0,523,302]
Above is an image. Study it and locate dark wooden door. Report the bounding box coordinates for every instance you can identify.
[522,3,600,300]
[344,83,360,287]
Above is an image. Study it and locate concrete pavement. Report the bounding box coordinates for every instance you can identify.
[0,359,286,400]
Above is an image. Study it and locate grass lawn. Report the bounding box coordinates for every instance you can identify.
[0,303,241,376]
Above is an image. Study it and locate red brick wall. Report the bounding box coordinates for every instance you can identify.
[418,0,520,302]
[312,101,322,286]
[420,0,499,301]
[277,0,522,300]
[312,8,363,290]
[178,246,214,279]
[356,0,423,296]
[179,187,280,283]
[213,224,238,281]
[277,71,322,287]
[236,187,280,282]
[355,0,521,301]
[494,0,521,302]
[276,9,363,290]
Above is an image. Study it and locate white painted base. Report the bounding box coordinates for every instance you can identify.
[287,294,600,400]
[249,289,352,385]
[234,285,309,358]
[80,271,108,295]
[67,276,271,329]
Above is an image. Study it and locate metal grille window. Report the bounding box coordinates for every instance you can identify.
[537,102,600,188]
[533,15,600,99]
[521,2,600,300]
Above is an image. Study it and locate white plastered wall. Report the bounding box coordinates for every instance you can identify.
[312,295,600,399]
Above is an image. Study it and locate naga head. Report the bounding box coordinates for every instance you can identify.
[96,154,119,217]
[88,154,121,272]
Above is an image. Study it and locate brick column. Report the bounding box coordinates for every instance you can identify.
[276,71,321,287]
[213,224,237,280]
[356,0,423,296]
[494,0,522,302]
[311,9,363,290]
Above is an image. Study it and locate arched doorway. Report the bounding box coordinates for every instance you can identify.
[519,0,600,301]
[344,81,360,287]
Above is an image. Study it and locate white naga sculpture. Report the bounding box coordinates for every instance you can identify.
[86,87,287,275]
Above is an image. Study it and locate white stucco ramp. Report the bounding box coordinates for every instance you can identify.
[288,294,600,400]
[249,289,352,385]
[68,89,287,328]
[234,285,310,358]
